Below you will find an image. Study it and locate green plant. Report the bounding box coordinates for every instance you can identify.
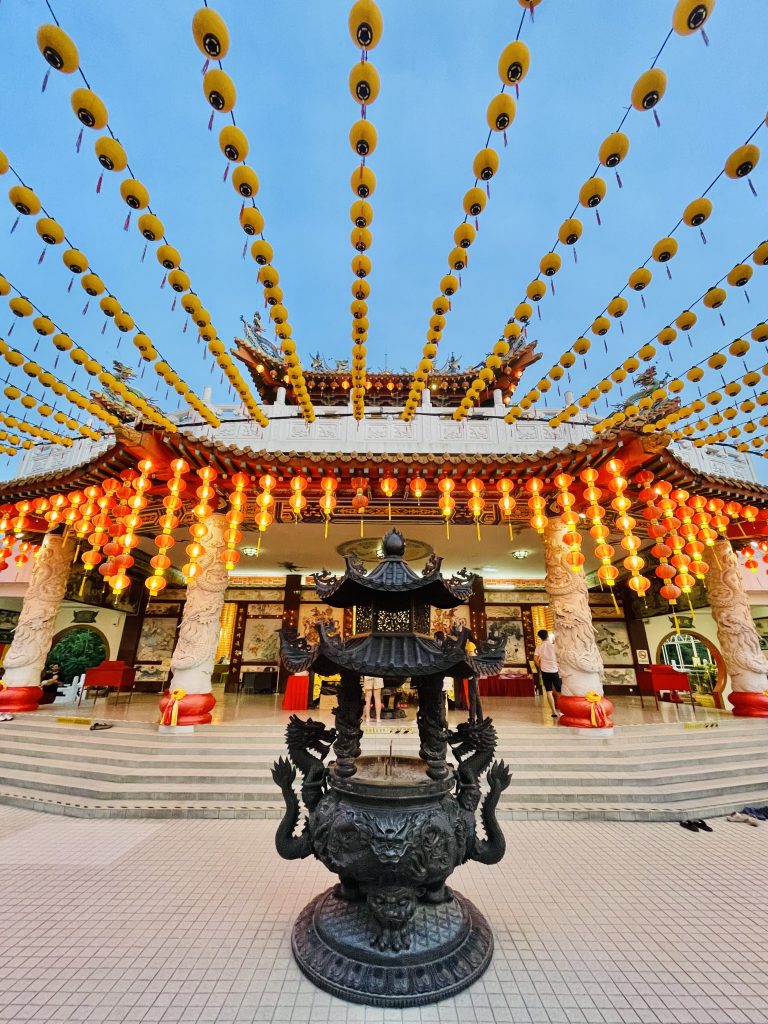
[47,628,107,684]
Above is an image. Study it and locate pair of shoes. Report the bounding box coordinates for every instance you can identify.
[89,722,113,731]
[680,819,713,832]
[0,713,14,722]
[727,812,760,826]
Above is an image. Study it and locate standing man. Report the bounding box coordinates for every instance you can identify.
[534,629,562,718]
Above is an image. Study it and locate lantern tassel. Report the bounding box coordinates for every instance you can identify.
[360,516,364,538]
[445,519,450,540]
[700,228,707,244]
[619,320,624,334]
[223,163,230,182]
[9,216,19,234]
[476,519,481,542]
[719,313,725,327]
[550,280,555,296]
[688,333,693,347]
[53,354,59,369]
[82,300,89,316]
[41,68,50,92]
[256,534,261,557]
[503,130,508,147]
[201,59,210,74]
[123,211,131,231]
[701,28,709,45]
[611,590,620,614]
[595,208,601,226]
[573,247,578,264]
[324,516,329,539]
[616,171,622,188]
[666,265,672,280]
[75,128,83,153]
[745,289,750,303]
[242,241,247,259]
[748,178,758,197]
[208,111,214,131]
[96,172,103,194]
[160,273,167,289]
[653,109,661,128]
[101,321,107,335]
[141,243,147,263]
[171,296,177,311]
[38,248,46,264]
[182,320,188,334]
[640,294,646,308]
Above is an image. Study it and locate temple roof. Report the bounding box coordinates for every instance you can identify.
[234,314,541,407]
[313,528,476,609]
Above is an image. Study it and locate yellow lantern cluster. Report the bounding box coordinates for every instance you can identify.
[606,459,649,599]
[110,460,153,593]
[319,476,338,538]
[407,35,527,423]
[191,8,312,423]
[347,1,384,421]
[582,247,767,435]
[554,473,584,572]
[437,477,455,539]
[32,28,259,431]
[526,477,548,535]
[496,478,516,540]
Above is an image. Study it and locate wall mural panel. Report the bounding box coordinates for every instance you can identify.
[136,617,177,663]
[242,617,282,663]
[602,667,637,689]
[299,604,344,645]
[486,607,526,665]
[430,605,470,637]
[593,621,633,665]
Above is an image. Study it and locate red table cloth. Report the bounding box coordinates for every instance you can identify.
[282,672,310,711]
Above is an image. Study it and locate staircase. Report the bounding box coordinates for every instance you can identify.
[0,715,767,821]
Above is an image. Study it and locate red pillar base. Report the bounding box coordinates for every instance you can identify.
[728,691,768,717]
[558,694,614,730]
[0,685,42,713]
[159,691,216,726]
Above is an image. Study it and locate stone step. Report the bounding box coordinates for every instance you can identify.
[3,740,767,775]
[2,747,768,787]
[0,782,763,823]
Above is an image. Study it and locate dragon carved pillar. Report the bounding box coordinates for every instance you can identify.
[160,513,228,727]
[704,538,768,716]
[0,532,75,713]
[542,520,613,731]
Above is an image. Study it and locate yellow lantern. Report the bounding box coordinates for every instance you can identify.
[579,176,607,209]
[672,0,715,35]
[628,267,652,292]
[486,94,516,132]
[683,196,712,229]
[219,125,248,162]
[203,68,236,112]
[540,252,561,277]
[349,62,380,104]
[727,263,752,288]
[63,248,88,274]
[94,136,127,172]
[37,24,79,73]
[631,69,667,112]
[725,144,760,180]
[676,309,697,331]
[8,186,41,216]
[558,218,582,245]
[463,187,486,218]
[652,237,678,263]
[351,165,376,198]
[240,207,265,236]
[498,41,530,85]
[473,148,499,181]
[349,0,383,49]
[598,132,630,169]
[232,165,259,199]
[350,120,377,156]
[70,88,108,129]
[119,178,149,210]
[192,7,229,59]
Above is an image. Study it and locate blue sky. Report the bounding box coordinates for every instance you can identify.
[1,2,767,458]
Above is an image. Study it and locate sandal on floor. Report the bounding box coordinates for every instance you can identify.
[727,812,758,825]
[680,820,700,832]
[0,713,14,722]
[89,722,113,731]
[694,819,713,832]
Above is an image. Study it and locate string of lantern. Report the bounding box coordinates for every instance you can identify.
[4,156,215,429]
[630,318,768,438]
[402,1,535,422]
[509,123,765,427]
[34,14,267,429]
[692,407,768,452]
[564,243,766,431]
[461,0,718,422]
[190,6,313,424]
[347,1,384,421]
[670,380,768,443]
[0,270,172,433]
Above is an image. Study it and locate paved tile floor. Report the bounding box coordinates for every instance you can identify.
[1,807,766,1024]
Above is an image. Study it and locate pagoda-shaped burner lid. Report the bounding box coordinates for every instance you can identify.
[313,528,477,610]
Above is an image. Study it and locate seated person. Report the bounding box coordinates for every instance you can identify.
[40,662,62,705]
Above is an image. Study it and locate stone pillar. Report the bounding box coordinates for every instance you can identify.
[542,520,613,731]
[160,513,228,727]
[0,532,75,713]
[704,538,768,717]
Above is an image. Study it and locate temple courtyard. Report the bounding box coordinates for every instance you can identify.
[1,803,766,1024]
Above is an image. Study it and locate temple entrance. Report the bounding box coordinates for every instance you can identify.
[657,631,725,707]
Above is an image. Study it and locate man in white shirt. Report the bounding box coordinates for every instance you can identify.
[533,629,562,718]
